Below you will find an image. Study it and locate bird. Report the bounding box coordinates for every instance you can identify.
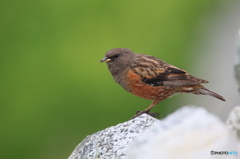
[100,48,226,118]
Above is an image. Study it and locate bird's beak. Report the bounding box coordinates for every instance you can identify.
[100,57,111,62]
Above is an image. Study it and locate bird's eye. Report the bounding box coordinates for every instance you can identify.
[113,54,120,58]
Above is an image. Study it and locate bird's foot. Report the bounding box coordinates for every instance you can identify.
[131,110,160,119]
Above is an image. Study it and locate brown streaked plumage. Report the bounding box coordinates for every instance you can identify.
[100,48,225,118]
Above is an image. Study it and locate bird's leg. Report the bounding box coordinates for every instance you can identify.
[132,100,161,119]
[144,100,161,113]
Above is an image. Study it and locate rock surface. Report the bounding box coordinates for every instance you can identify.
[227,106,240,140]
[236,29,240,92]
[127,106,240,159]
[69,106,240,159]
[68,113,159,159]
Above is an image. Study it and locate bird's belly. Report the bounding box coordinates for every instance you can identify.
[126,70,175,100]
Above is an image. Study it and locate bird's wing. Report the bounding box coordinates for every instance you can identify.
[131,56,208,87]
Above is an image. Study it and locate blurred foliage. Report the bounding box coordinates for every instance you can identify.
[0,0,225,158]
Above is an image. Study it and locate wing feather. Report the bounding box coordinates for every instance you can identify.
[131,56,208,87]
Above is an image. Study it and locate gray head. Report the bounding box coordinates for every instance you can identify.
[100,48,136,74]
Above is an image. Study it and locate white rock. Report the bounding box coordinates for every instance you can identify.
[126,106,240,159]
[68,106,240,159]
[226,106,240,139]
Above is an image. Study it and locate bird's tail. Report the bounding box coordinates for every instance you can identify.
[198,87,226,101]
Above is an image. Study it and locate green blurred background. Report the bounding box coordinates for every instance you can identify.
[0,0,229,158]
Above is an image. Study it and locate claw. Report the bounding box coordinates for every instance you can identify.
[131,110,160,119]
[148,112,160,118]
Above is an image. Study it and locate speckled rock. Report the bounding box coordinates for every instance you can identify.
[68,114,159,159]
[69,106,240,159]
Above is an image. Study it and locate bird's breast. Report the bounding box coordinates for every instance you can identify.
[126,69,175,100]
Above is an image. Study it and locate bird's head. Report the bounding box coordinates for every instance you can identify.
[100,48,136,72]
